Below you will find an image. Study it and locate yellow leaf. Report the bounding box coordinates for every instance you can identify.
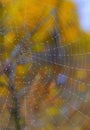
[0,87,9,96]
[44,124,53,130]
[46,106,59,116]
[78,83,87,92]
[4,32,15,49]
[16,64,30,76]
[75,70,87,80]
[59,1,80,43]
[0,75,8,86]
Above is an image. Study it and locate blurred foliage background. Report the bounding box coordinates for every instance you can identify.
[0,0,90,130]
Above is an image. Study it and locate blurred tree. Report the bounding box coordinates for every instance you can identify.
[0,0,89,130]
[58,1,80,43]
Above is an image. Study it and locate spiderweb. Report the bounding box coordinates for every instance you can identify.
[0,1,90,130]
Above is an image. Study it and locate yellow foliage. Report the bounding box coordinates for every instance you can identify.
[50,87,58,97]
[1,52,10,60]
[31,44,44,52]
[75,70,87,80]
[59,1,80,43]
[0,75,8,86]
[46,106,59,116]
[6,0,56,29]
[0,87,9,96]
[0,75,8,96]
[32,17,54,43]
[4,0,80,46]
[44,124,53,130]
[16,64,31,76]
[78,83,87,92]
[0,0,11,4]
[4,32,15,49]
[43,0,56,7]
